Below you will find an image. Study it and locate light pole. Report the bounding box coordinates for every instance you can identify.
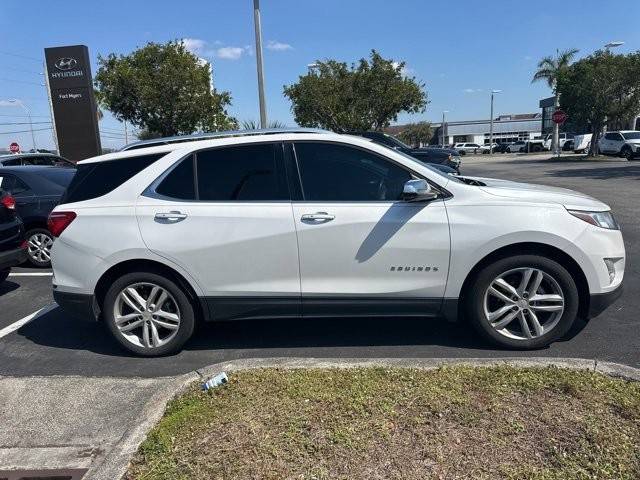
[604,41,624,51]
[489,90,501,154]
[253,0,267,128]
[8,99,36,151]
[441,110,449,146]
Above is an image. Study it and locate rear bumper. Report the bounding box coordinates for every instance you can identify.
[0,246,27,271]
[53,289,98,322]
[588,283,624,319]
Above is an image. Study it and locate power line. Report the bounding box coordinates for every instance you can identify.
[0,65,43,76]
[0,127,52,135]
[0,51,42,63]
[0,77,44,86]
[0,121,51,126]
[0,113,51,118]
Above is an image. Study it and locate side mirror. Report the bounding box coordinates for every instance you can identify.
[402,179,438,202]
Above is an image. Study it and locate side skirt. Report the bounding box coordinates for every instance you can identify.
[204,296,451,322]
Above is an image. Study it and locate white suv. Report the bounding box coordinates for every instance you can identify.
[50,130,625,356]
[598,131,640,160]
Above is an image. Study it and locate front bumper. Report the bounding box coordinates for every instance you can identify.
[588,282,624,319]
[53,289,98,322]
[0,246,27,271]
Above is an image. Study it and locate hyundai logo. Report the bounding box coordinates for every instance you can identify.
[54,57,78,71]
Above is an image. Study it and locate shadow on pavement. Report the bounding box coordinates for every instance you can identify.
[0,281,20,297]
[15,305,588,360]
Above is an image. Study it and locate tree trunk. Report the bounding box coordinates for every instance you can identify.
[588,124,601,157]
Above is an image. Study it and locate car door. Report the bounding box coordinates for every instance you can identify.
[136,142,301,320]
[600,133,615,153]
[289,141,450,317]
[0,173,37,221]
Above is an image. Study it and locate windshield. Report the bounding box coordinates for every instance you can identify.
[622,132,640,140]
[41,168,76,187]
[381,134,411,150]
[388,147,461,184]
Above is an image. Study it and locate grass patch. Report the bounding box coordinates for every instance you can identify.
[126,366,640,480]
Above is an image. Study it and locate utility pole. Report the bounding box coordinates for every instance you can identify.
[253,0,267,128]
[489,90,501,154]
[441,111,448,146]
[124,120,128,144]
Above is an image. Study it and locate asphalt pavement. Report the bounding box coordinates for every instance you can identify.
[0,153,637,378]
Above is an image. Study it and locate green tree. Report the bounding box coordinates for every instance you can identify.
[557,50,640,156]
[94,41,237,138]
[397,121,432,147]
[241,119,287,130]
[532,48,579,153]
[283,50,428,133]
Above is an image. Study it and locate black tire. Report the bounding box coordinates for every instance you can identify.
[464,255,579,349]
[24,228,54,268]
[459,150,466,156]
[103,271,195,356]
[0,269,10,283]
[622,146,634,161]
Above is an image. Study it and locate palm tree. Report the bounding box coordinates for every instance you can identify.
[532,48,578,154]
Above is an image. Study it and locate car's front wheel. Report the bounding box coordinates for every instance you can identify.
[465,255,579,349]
[622,146,634,161]
[103,271,195,356]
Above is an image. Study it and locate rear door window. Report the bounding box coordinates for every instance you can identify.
[62,153,164,203]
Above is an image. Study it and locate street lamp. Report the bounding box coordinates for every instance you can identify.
[489,90,501,154]
[7,99,36,151]
[252,0,267,128]
[441,110,449,147]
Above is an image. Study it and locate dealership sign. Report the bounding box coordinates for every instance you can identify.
[44,45,101,161]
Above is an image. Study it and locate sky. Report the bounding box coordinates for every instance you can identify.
[0,0,638,151]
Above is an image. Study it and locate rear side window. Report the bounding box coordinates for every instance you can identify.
[156,155,196,200]
[62,153,164,203]
[195,143,288,201]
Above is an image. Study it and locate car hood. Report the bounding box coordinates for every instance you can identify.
[625,138,640,145]
[462,176,610,211]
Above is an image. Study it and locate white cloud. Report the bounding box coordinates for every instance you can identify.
[463,88,483,93]
[266,40,293,51]
[182,38,207,55]
[524,55,532,61]
[392,61,414,78]
[215,46,245,60]
[0,100,16,107]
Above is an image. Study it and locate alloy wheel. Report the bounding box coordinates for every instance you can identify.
[113,282,181,349]
[483,267,565,340]
[27,232,53,265]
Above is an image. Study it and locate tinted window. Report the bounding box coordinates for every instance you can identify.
[294,142,412,201]
[62,153,164,203]
[156,155,196,200]
[622,132,640,140]
[39,168,76,188]
[1,158,21,166]
[605,133,616,140]
[196,144,287,201]
[0,175,29,194]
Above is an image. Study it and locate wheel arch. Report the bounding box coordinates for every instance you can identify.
[452,242,589,321]
[94,259,210,323]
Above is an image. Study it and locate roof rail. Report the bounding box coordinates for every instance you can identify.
[119,128,331,151]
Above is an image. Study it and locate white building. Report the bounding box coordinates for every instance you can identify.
[432,113,542,145]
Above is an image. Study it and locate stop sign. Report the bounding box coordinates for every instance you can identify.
[9,142,19,153]
[552,110,567,125]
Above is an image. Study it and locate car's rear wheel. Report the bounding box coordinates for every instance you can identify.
[465,255,579,349]
[103,271,195,356]
[0,269,9,283]
[25,228,54,268]
[622,146,634,161]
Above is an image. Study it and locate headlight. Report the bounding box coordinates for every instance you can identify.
[567,209,619,230]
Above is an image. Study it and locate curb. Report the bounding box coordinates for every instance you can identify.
[88,356,640,480]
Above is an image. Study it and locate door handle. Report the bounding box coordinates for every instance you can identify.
[301,212,335,223]
[154,211,188,222]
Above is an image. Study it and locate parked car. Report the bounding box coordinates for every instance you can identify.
[493,143,513,154]
[505,141,526,153]
[523,140,546,152]
[0,153,75,168]
[453,143,482,155]
[353,131,461,171]
[0,166,76,267]
[542,133,575,151]
[50,129,624,356]
[573,134,592,154]
[598,131,640,160]
[479,143,499,154]
[0,189,27,282]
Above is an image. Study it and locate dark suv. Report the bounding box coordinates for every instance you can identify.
[352,131,461,172]
[0,166,76,267]
[0,190,27,282]
[0,153,75,168]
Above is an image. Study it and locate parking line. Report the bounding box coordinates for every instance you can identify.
[8,272,53,277]
[0,304,57,339]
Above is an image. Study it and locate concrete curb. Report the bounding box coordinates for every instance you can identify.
[89,356,640,480]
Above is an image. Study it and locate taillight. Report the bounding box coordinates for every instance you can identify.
[1,194,15,210]
[48,211,77,237]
